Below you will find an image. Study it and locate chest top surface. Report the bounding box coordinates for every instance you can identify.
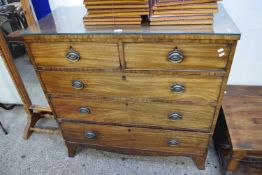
[20,4,240,40]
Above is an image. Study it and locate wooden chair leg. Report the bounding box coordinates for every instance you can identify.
[192,156,206,170]
[65,141,77,157]
[23,112,43,140]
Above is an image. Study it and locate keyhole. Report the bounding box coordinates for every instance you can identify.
[128,129,131,132]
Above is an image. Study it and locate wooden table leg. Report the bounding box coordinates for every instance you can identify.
[65,141,77,157]
[193,154,207,170]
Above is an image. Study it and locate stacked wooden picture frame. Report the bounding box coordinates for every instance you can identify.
[150,0,221,26]
[83,0,221,26]
[83,0,150,25]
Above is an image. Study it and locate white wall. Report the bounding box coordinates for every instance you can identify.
[223,0,262,85]
[49,0,83,11]
[0,57,22,104]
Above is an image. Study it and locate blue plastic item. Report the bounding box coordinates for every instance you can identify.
[31,0,51,20]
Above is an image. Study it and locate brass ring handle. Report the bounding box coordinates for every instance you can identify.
[84,131,97,139]
[168,113,183,120]
[66,47,80,62]
[79,107,91,114]
[170,84,185,93]
[72,80,84,90]
[167,48,184,64]
[168,139,180,146]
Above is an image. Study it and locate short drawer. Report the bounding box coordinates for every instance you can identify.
[29,42,120,68]
[60,122,210,155]
[124,43,230,70]
[40,72,222,103]
[52,97,215,131]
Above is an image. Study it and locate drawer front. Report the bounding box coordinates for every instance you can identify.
[60,122,209,155]
[125,43,230,70]
[52,97,215,131]
[29,42,120,68]
[40,72,222,103]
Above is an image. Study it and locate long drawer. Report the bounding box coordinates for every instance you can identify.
[60,122,210,155]
[52,97,215,131]
[125,43,230,70]
[29,42,120,68]
[40,72,222,103]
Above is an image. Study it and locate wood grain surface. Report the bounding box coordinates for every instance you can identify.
[60,122,210,155]
[40,71,222,104]
[214,86,262,172]
[153,9,218,15]
[154,0,219,7]
[51,97,215,131]
[29,42,120,68]
[124,42,230,70]
[223,86,262,152]
[153,3,218,11]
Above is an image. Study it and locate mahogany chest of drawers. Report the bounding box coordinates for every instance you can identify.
[21,6,240,170]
